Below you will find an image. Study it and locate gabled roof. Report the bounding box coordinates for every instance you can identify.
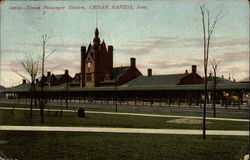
[100,41,107,50]
[2,82,70,93]
[86,41,107,54]
[110,67,130,80]
[2,80,249,93]
[100,66,130,83]
[87,43,92,53]
[207,76,235,85]
[53,74,64,80]
[70,73,81,85]
[5,83,32,92]
[40,73,63,84]
[72,73,80,81]
[0,85,6,92]
[240,77,249,83]
[125,74,187,86]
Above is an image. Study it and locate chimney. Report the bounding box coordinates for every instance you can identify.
[130,57,136,68]
[22,79,26,84]
[108,45,113,70]
[148,69,152,77]
[108,45,113,54]
[185,70,188,74]
[209,73,212,77]
[222,75,224,79]
[47,71,51,77]
[81,46,86,87]
[35,79,39,84]
[192,65,197,74]
[65,69,69,75]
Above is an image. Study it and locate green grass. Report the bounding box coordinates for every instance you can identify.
[0,103,248,160]
[0,131,248,160]
[0,109,248,130]
[0,102,249,119]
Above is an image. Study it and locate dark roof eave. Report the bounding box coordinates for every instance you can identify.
[2,83,249,93]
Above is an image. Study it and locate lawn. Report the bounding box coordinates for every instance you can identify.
[0,104,249,160]
[0,109,248,131]
[0,102,248,119]
[0,131,248,160]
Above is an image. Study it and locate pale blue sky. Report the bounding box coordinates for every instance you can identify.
[0,0,249,87]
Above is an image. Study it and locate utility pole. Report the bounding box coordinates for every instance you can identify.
[40,34,56,123]
[40,35,46,124]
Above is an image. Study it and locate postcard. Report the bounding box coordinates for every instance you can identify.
[0,0,249,159]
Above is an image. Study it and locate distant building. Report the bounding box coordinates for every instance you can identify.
[1,28,249,105]
[40,70,73,87]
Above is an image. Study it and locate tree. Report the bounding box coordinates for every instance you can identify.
[210,56,222,118]
[16,55,39,119]
[200,5,225,139]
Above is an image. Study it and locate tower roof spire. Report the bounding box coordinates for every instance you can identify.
[93,28,100,49]
[95,28,99,38]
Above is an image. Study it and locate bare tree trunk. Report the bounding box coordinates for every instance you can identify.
[16,55,39,120]
[212,71,217,117]
[29,81,34,120]
[34,83,37,106]
[201,5,207,140]
[203,72,207,140]
[200,5,224,139]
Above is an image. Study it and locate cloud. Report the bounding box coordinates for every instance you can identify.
[47,43,84,49]
[185,57,203,64]
[116,36,248,56]
[222,50,248,57]
[146,60,191,68]
[44,55,80,76]
[16,42,84,49]
[58,48,79,54]
[0,49,28,54]
[1,60,19,72]
[221,50,248,64]
[211,38,249,48]
[116,37,179,55]
[146,36,177,40]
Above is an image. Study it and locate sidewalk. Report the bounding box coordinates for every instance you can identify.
[0,126,248,136]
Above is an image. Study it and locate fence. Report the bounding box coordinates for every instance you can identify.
[2,96,248,109]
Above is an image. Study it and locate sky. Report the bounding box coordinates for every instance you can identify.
[0,0,249,87]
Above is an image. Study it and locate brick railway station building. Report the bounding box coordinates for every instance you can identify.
[1,28,249,106]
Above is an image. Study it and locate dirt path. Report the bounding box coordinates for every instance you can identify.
[0,125,248,136]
